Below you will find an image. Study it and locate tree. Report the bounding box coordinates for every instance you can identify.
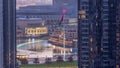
[20,59,28,64]
[33,58,39,64]
[45,58,52,64]
[56,56,63,62]
[68,56,73,62]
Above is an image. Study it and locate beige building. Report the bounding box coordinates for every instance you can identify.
[16,18,47,37]
[25,27,48,35]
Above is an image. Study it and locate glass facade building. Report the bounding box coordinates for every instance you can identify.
[0,0,3,67]
[78,0,97,68]
[78,0,120,68]
[0,0,16,68]
[116,0,120,68]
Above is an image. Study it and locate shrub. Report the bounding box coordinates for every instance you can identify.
[56,56,63,62]
[33,58,39,64]
[20,59,28,64]
[45,58,52,64]
[68,56,73,62]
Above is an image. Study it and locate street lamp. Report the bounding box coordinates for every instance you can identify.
[63,29,66,61]
[62,9,67,61]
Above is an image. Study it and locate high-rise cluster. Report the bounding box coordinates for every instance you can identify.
[1,0,120,68]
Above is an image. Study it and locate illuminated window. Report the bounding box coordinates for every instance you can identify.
[81,15,86,19]
[116,37,119,41]
[116,65,119,68]
[90,38,93,42]
[79,10,86,14]
[116,33,119,37]
[78,15,81,19]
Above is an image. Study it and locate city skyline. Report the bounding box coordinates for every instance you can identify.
[0,0,120,68]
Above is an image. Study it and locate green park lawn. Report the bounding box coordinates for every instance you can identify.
[20,61,78,68]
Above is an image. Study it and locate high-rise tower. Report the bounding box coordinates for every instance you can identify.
[0,0,3,67]
[116,0,120,68]
[78,0,120,68]
[0,0,16,68]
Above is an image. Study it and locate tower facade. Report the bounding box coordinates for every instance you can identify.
[116,0,120,68]
[0,0,3,68]
[0,0,16,68]
[78,0,120,68]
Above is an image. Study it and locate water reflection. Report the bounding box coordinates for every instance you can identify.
[17,38,49,50]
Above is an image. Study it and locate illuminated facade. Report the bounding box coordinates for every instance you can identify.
[25,27,48,35]
[16,18,45,37]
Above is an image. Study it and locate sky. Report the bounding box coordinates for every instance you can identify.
[16,0,53,9]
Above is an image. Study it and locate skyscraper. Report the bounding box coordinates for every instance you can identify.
[78,0,120,68]
[0,0,3,68]
[116,0,120,68]
[0,0,16,68]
